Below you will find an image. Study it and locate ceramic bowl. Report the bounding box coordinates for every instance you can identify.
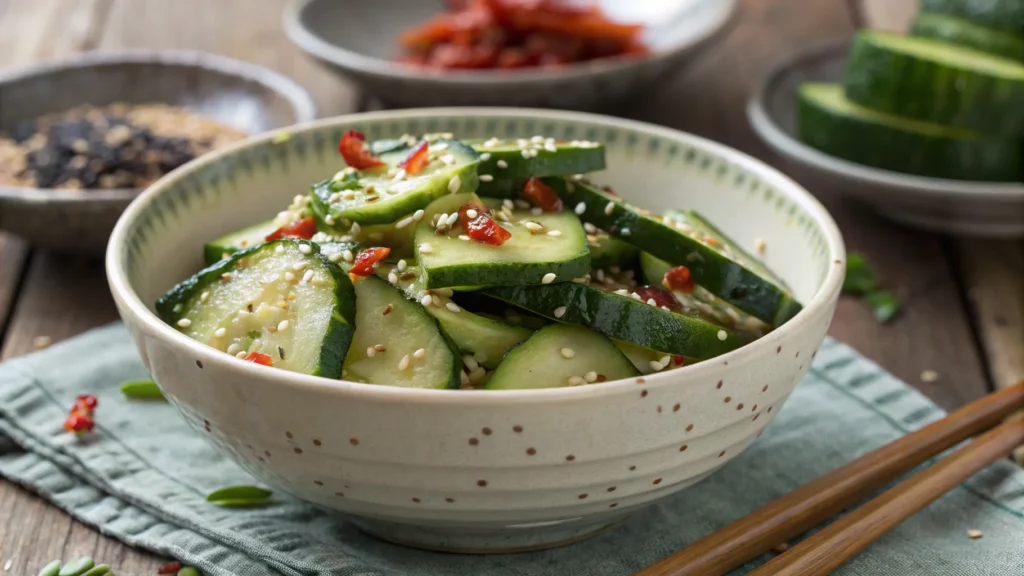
[748,42,1024,238]
[0,50,317,256]
[106,108,845,552]
[282,0,737,110]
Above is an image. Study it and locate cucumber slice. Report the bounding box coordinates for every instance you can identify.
[614,340,691,375]
[203,219,280,265]
[546,177,801,327]
[476,178,519,199]
[798,83,1023,181]
[342,275,460,389]
[921,0,1024,36]
[843,30,1024,136]
[310,139,480,226]
[468,137,605,180]
[156,240,356,378]
[485,324,638,390]
[484,282,746,359]
[377,261,534,369]
[414,195,591,289]
[588,229,639,271]
[912,12,1024,61]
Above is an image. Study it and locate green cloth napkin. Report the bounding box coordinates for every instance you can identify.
[1,324,1021,576]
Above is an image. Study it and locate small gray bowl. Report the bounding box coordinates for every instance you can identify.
[283,0,737,110]
[748,42,1024,238]
[0,51,317,256]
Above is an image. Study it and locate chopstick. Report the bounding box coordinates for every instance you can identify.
[634,380,1024,576]
[748,416,1024,575]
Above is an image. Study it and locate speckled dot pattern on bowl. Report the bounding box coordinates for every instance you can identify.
[106,108,845,552]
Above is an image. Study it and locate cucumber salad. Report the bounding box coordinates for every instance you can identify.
[157,131,802,390]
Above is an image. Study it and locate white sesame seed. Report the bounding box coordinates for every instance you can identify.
[479,152,491,160]
[433,142,449,151]
[284,272,297,282]
[466,209,478,219]
[460,370,471,387]
[342,249,354,263]
[446,302,462,313]
[214,328,226,338]
[524,221,544,231]
[341,190,356,201]
[302,270,314,283]
[614,288,630,296]
[517,138,529,147]
[754,238,767,254]
[237,309,250,319]
[921,370,939,383]
[278,320,290,331]
[648,360,664,372]
[544,142,557,152]
[350,222,362,235]
[440,154,456,165]
[296,243,311,254]
[967,529,983,539]
[631,292,643,301]
[374,344,386,351]
[397,259,408,272]
[584,371,598,383]
[388,272,399,284]
[236,351,248,358]
[560,347,576,359]
[436,212,448,228]
[473,351,488,364]
[547,230,562,237]
[413,348,426,360]
[717,330,728,341]
[531,135,545,143]
[366,347,377,358]
[659,355,671,368]
[421,295,433,307]
[393,168,407,181]
[497,160,508,169]
[419,243,434,254]
[604,202,615,215]
[227,343,242,355]
[327,252,341,263]
[448,176,461,193]
[177,319,192,328]
[542,273,557,284]
[459,234,471,241]
[200,291,210,302]
[446,213,460,226]
[575,202,586,215]
[463,355,480,371]
[647,298,658,307]
[502,198,514,209]
[529,148,539,158]
[328,193,341,204]
[583,222,598,234]
[413,209,425,222]
[437,288,454,297]
[530,206,543,216]
[395,216,413,229]
[521,149,530,159]
[483,137,501,148]
[399,355,411,370]
[292,261,308,271]
[568,376,585,386]
[621,228,631,236]
[553,306,567,318]
[479,174,494,182]
[469,366,487,383]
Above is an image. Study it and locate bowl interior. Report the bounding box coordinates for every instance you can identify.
[760,45,846,140]
[116,109,838,321]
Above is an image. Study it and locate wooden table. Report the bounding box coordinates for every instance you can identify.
[0,0,1020,572]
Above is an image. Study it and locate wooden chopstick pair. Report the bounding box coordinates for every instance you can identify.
[635,380,1024,576]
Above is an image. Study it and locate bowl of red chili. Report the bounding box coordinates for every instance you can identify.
[282,0,738,109]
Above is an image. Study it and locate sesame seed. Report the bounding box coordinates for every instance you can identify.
[483,137,500,148]
[604,202,615,215]
[467,209,479,219]
[584,371,598,383]
[325,215,336,225]
[531,207,543,216]
[517,138,529,147]
[614,288,630,296]
[446,302,462,313]
[554,306,567,318]
[284,272,297,282]
[542,273,557,284]
[278,320,290,331]
[621,228,631,236]
[967,529,983,539]
[329,252,343,263]
[292,261,308,271]
[448,176,461,193]
[659,355,671,368]
[921,370,939,382]
[388,272,399,284]
[440,154,456,165]
[366,347,377,358]
[351,222,362,235]
[393,168,407,181]
[32,336,51,350]
[199,291,210,302]
[754,238,767,254]
[479,152,491,160]
[397,259,408,272]
[413,209,425,222]
[446,213,460,226]
[432,295,442,307]
[460,370,471,387]
[459,234,471,241]
[177,319,192,328]
[463,355,480,371]
[395,216,413,229]
[524,221,544,231]
[717,330,728,341]
[544,142,557,152]
[341,190,356,200]
[529,148,539,158]
[227,343,242,355]
[221,273,232,281]
[531,135,545,143]
[302,270,314,283]
[298,244,312,254]
[413,348,426,360]
[421,295,433,307]
[547,230,562,237]
[575,202,586,215]
[583,222,598,234]
[560,348,576,359]
[502,198,514,209]
[473,351,488,363]
[479,174,494,182]
[236,351,248,358]
[374,344,386,351]
[342,249,354,262]
[568,376,585,386]
[497,160,508,169]
[399,355,411,370]
[521,149,531,159]
[648,360,664,372]
[214,328,227,338]
[630,292,643,301]
[419,243,434,254]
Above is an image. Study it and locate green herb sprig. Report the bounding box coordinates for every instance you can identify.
[843,252,901,323]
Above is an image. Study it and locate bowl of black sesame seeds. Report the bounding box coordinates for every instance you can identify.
[0,50,316,256]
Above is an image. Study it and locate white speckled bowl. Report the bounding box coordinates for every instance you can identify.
[106,108,845,552]
[283,0,737,110]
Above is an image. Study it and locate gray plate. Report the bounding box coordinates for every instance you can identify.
[0,50,317,255]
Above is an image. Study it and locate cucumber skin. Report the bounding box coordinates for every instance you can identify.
[475,145,606,180]
[421,251,592,289]
[546,178,802,327]
[921,0,1024,36]
[912,12,1024,62]
[485,283,745,360]
[798,84,1024,181]
[843,31,1024,137]
[156,240,357,379]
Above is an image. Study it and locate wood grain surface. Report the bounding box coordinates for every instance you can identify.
[0,0,1020,572]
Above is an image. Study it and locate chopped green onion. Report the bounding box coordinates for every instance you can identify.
[843,252,878,294]
[57,557,94,576]
[206,485,272,507]
[119,379,166,400]
[864,290,901,323]
[38,560,62,576]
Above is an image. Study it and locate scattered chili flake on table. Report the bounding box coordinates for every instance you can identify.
[397,0,648,70]
[0,103,245,190]
[63,394,98,436]
[157,561,183,574]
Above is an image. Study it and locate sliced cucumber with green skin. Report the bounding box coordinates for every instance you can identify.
[486,324,637,390]
[376,261,534,370]
[467,137,606,180]
[203,219,281,265]
[156,240,356,378]
[798,83,1023,181]
[476,178,519,199]
[614,340,693,375]
[588,229,639,271]
[546,177,801,327]
[310,139,480,226]
[342,275,460,389]
[912,12,1024,61]
[843,30,1024,137]
[484,282,745,359]
[921,0,1024,36]
[414,194,591,289]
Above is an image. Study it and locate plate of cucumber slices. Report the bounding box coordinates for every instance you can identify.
[749,9,1024,238]
[107,108,844,552]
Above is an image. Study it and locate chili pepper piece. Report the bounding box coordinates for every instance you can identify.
[244,352,273,367]
[265,216,317,241]
[157,561,183,575]
[350,247,391,276]
[631,286,682,313]
[456,201,489,231]
[399,141,430,175]
[663,265,696,294]
[338,130,385,169]
[522,177,563,212]
[466,213,511,246]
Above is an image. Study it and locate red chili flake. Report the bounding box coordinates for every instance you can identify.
[673,355,685,366]
[338,130,385,169]
[706,237,721,247]
[265,216,317,241]
[631,286,682,313]
[399,141,430,175]
[521,177,563,212]
[157,561,183,575]
[456,201,489,231]
[350,247,391,276]
[244,352,274,367]
[466,213,511,246]
[76,394,98,412]
[596,374,607,383]
[63,412,94,433]
[663,265,696,294]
